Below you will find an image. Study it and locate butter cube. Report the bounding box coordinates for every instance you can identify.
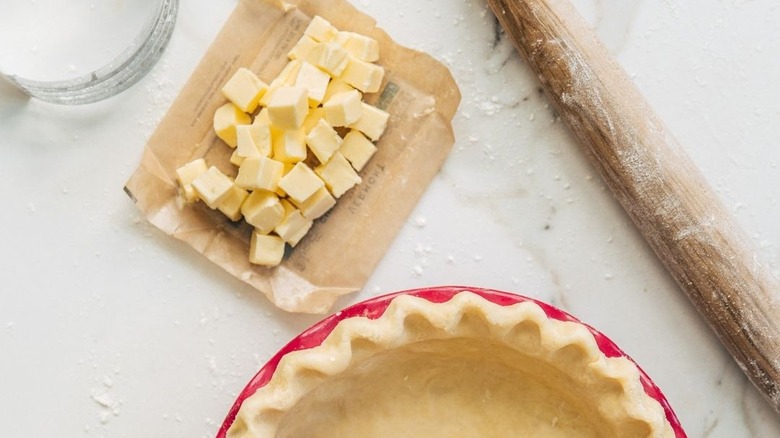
[271,128,307,163]
[278,162,325,203]
[176,158,208,203]
[315,152,362,198]
[340,129,377,171]
[305,119,342,164]
[274,162,296,198]
[277,60,304,85]
[217,185,249,221]
[230,150,245,167]
[191,166,234,209]
[236,123,272,159]
[235,156,283,191]
[221,68,268,113]
[294,61,330,107]
[301,107,325,134]
[292,186,337,220]
[214,103,252,148]
[241,191,285,234]
[249,232,285,267]
[322,78,357,103]
[258,61,302,107]
[274,201,313,247]
[258,86,277,108]
[254,108,271,126]
[349,102,389,141]
[323,89,362,127]
[288,35,318,60]
[306,42,349,77]
[340,57,384,93]
[334,31,380,62]
[280,198,296,216]
[304,16,338,42]
[267,86,309,130]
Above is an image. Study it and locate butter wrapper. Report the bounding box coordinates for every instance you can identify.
[124,0,461,313]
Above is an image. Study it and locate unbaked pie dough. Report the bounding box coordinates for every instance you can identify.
[227,291,675,437]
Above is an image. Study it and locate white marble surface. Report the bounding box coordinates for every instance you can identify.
[1,0,779,436]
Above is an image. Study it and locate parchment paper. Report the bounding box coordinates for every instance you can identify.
[124,0,461,313]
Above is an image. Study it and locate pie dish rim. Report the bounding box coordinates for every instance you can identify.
[217,285,685,437]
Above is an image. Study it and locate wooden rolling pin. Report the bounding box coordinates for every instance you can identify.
[487,0,780,412]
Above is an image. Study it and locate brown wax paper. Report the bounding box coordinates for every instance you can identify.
[124,0,461,314]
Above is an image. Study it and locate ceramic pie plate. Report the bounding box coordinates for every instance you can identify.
[218,286,685,437]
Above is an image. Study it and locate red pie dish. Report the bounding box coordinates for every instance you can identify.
[218,286,685,437]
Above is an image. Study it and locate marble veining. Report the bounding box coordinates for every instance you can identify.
[592,0,643,54]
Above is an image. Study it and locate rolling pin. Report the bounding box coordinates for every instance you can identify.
[487,0,780,412]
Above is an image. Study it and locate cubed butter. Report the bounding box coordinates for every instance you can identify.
[271,60,303,87]
[196,21,392,267]
[349,102,389,141]
[279,198,296,216]
[278,162,325,203]
[249,232,285,267]
[301,107,325,134]
[303,16,338,42]
[276,185,290,206]
[340,129,377,171]
[267,86,309,130]
[315,152,362,198]
[334,31,380,62]
[274,162,296,198]
[258,62,302,107]
[254,108,271,126]
[217,185,249,221]
[322,78,357,103]
[292,186,336,220]
[323,89,362,127]
[258,86,277,108]
[235,156,284,192]
[191,166,234,209]
[288,35,318,60]
[305,119,342,164]
[214,103,252,148]
[271,128,307,163]
[176,158,208,203]
[221,67,268,113]
[274,201,313,247]
[294,61,330,107]
[230,150,245,167]
[241,191,285,234]
[236,123,272,159]
[340,57,384,93]
[306,42,349,77]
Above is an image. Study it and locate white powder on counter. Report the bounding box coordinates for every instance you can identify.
[90,388,121,424]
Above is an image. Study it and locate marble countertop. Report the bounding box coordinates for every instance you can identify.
[1,0,779,436]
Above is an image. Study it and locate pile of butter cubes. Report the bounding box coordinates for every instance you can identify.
[175,16,389,267]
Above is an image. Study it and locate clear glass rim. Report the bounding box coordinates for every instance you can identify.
[0,0,179,105]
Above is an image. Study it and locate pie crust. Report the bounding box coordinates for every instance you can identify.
[225,290,678,437]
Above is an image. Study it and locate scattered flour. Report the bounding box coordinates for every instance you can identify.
[90,389,121,424]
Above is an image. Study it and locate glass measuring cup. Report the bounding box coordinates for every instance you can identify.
[0,0,178,105]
